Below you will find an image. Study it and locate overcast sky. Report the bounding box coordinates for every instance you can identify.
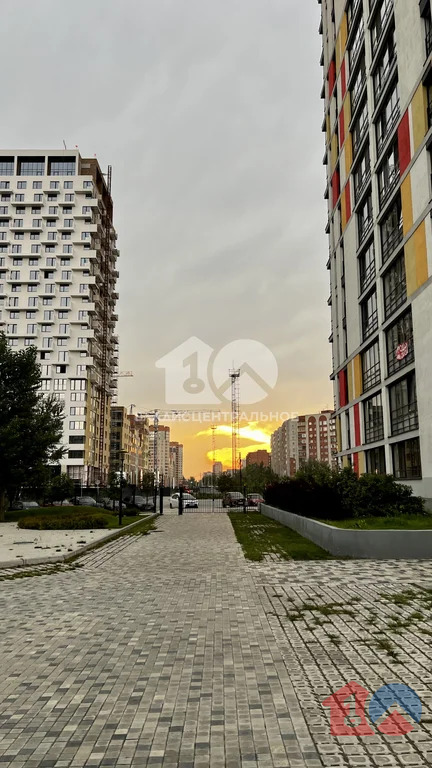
[4,0,332,474]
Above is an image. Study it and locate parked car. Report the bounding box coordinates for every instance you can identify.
[131,496,155,511]
[52,500,74,506]
[169,493,198,509]
[222,492,245,508]
[247,493,264,507]
[75,496,98,506]
[11,500,40,510]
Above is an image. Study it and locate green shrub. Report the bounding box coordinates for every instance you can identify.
[18,510,111,530]
[263,460,425,520]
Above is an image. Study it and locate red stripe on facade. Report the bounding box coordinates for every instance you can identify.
[354,403,361,446]
[353,452,359,476]
[332,170,340,208]
[345,182,351,222]
[398,111,411,175]
[328,60,336,95]
[339,369,348,407]
[339,107,345,147]
[341,59,346,99]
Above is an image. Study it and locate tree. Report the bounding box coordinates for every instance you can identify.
[242,464,279,495]
[50,473,74,505]
[0,335,65,520]
[140,470,155,500]
[217,472,236,494]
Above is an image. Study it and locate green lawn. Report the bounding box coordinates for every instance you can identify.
[322,515,432,530]
[228,511,334,561]
[5,505,142,529]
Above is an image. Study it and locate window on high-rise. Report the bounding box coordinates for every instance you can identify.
[383,253,406,319]
[371,0,394,57]
[386,309,414,377]
[374,28,397,103]
[392,437,421,479]
[364,392,384,443]
[48,158,76,176]
[362,341,381,392]
[18,158,45,176]
[377,141,399,208]
[380,194,403,262]
[0,158,14,175]
[376,81,399,155]
[361,290,378,340]
[389,373,418,436]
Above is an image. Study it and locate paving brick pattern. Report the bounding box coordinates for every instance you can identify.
[1,515,432,767]
[0,516,317,768]
[251,559,432,768]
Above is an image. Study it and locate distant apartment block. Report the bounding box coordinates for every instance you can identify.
[149,425,171,485]
[320,0,432,498]
[110,407,150,485]
[245,450,271,467]
[169,441,184,488]
[270,411,337,476]
[0,150,119,484]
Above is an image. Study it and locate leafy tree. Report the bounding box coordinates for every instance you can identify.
[217,472,236,494]
[242,464,279,494]
[140,470,155,500]
[0,334,65,520]
[50,473,74,505]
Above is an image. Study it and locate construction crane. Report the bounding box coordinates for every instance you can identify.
[229,370,240,476]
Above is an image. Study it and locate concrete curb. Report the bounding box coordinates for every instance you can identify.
[0,512,160,570]
[261,504,432,559]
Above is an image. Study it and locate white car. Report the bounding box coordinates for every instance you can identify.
[169,493,199,509]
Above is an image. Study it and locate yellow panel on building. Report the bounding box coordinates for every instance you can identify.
[343,94,351,128]
[401,174,413,236]
[344,133,353,177]
[342,455,350,468]
[405,219,429,295]
[353,354,362,399]
[412,84,428,152]
[358,451,365,475]
[326,113,331,143]
[340,13,348,54]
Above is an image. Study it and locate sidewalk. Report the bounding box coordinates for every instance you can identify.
[0,522,116,567]
[0,514,317,768]
[1,514,432,767]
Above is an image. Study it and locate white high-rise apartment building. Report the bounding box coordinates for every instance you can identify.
[149,425,171,485]
[270,411,338,476]
[321,0,432,500]
[0,150,119,484]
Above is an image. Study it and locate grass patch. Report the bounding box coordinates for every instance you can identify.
[227,512,334,562]
[323,515,432,530]
[380,589,417,606]
[374,636,399,660]
[5,505,142,530]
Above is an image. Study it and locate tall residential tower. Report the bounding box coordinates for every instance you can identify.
[0,150,119,484]
[320,0,432,499]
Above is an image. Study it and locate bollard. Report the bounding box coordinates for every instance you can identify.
[179,485,184,516]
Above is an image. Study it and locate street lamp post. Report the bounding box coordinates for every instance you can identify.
[118,449,127,526]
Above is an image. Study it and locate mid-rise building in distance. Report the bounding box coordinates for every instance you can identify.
[270,411,337,476]
[320,0,432,499]
[149,424,171,485]
[169,441,184,488]
[0,150,119,484]
[109,407,150,485]
[245,449,271,468]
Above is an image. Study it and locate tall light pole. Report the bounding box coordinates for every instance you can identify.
[118,449,127,526]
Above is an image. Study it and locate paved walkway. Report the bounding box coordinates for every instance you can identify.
[0,515,317,768]
[1,514,432,768]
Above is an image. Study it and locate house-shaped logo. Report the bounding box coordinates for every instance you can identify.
[156,336,219,405]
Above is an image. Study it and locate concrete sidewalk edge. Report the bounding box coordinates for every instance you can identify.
[0,511,160,570]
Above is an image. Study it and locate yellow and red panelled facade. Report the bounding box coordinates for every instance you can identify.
[323,2,432,477]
